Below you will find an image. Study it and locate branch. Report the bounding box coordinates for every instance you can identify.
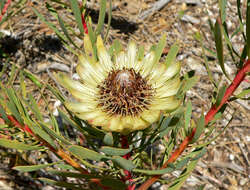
[0,0,11,22]
[138,59,250,190]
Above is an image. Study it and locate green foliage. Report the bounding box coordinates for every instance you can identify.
[0,0,249,190]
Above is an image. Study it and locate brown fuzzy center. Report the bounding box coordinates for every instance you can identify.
[97,68,153,116]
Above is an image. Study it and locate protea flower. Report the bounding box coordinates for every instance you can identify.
[57,35,181,134]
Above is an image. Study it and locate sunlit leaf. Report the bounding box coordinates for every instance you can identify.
[69,145,109,161]
[13,163,57,172]
[69,0,84,34]
[103,132,114,146]
[100,146,132,156]
[95,0,107,36]
[191,115,205,143]
[0,139,42,150]
[165,43,179,68]
[111,156,136,171]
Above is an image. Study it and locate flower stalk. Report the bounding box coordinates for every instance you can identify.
[138,59,250,190]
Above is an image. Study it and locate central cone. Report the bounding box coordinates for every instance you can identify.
[97,68,153,116]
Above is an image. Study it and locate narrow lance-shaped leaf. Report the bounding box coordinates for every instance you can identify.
[101,178,127,190]
[184,101,192,134]
[32,8,67,43]
[133,166,175,175]
[219,0,227,24]
[0,139,43,150]
[69,0,84,34]
[100,146,132,156]
[69,145,109,161]
[168,160,199,190]
[111,156,136,171]
[215,85,227,107]
[13,162,58,172]
[153,34,166,64]
[165,42,179,68]
[39,178,83,190]
[214,17,230,79]
[95,0,107,36]
[191,115,205,143]
[57,14,79,49]
[104,0,112,42]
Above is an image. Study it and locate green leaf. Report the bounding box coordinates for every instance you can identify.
[153,34,166,64]
[0,0,6,11]
[159,117,173,138]
[191,115,205,143]
[100,146,132,156]
[69,145,109,161]
[6,100,23,125]
[214,18,230,79]
[100,178,127,190]
[180,75,199,95]
[0,106,10,124]
[168,159,199,190]
[247,0,250,57]
[13,163,57,172]
[137,45,144,61]
[103,132,114,146]
[69,0,84,34]
[95,0,107,36]
[104,0,112,42]
[40,122,71,145]
[0,139,42,150]
[219,0,227,23]
[175,157,190,170]
[27,94,43,121]
[111,156,136,171]
[0,124,8,129]
[235,88,250,99]
[39,178,83,190]
[57,14,79,49]
[23,71,42,88]
[215,85,227,106]
[20,71,27,99]
[195,31,216,87]
[195,185,206,190]
[56,164,75,170]
[26,119,56,149]
[86,20,98,60]
[191,148,207,160]
[184,101,192,134]
[165,43,179,68]
[109,39,122,57]
[32,8,66,42]
[7,64,17,86]
[48,169,99,179]
[133,165,175,175]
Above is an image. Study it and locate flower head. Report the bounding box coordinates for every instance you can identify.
[58,35,181,134]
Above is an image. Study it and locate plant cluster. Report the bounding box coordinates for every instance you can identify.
[0,0,249,190]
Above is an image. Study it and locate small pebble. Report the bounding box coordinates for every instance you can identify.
[239,178,248,186]
[229,154,235,161]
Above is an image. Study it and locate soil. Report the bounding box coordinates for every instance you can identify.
[0,0,249,190]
